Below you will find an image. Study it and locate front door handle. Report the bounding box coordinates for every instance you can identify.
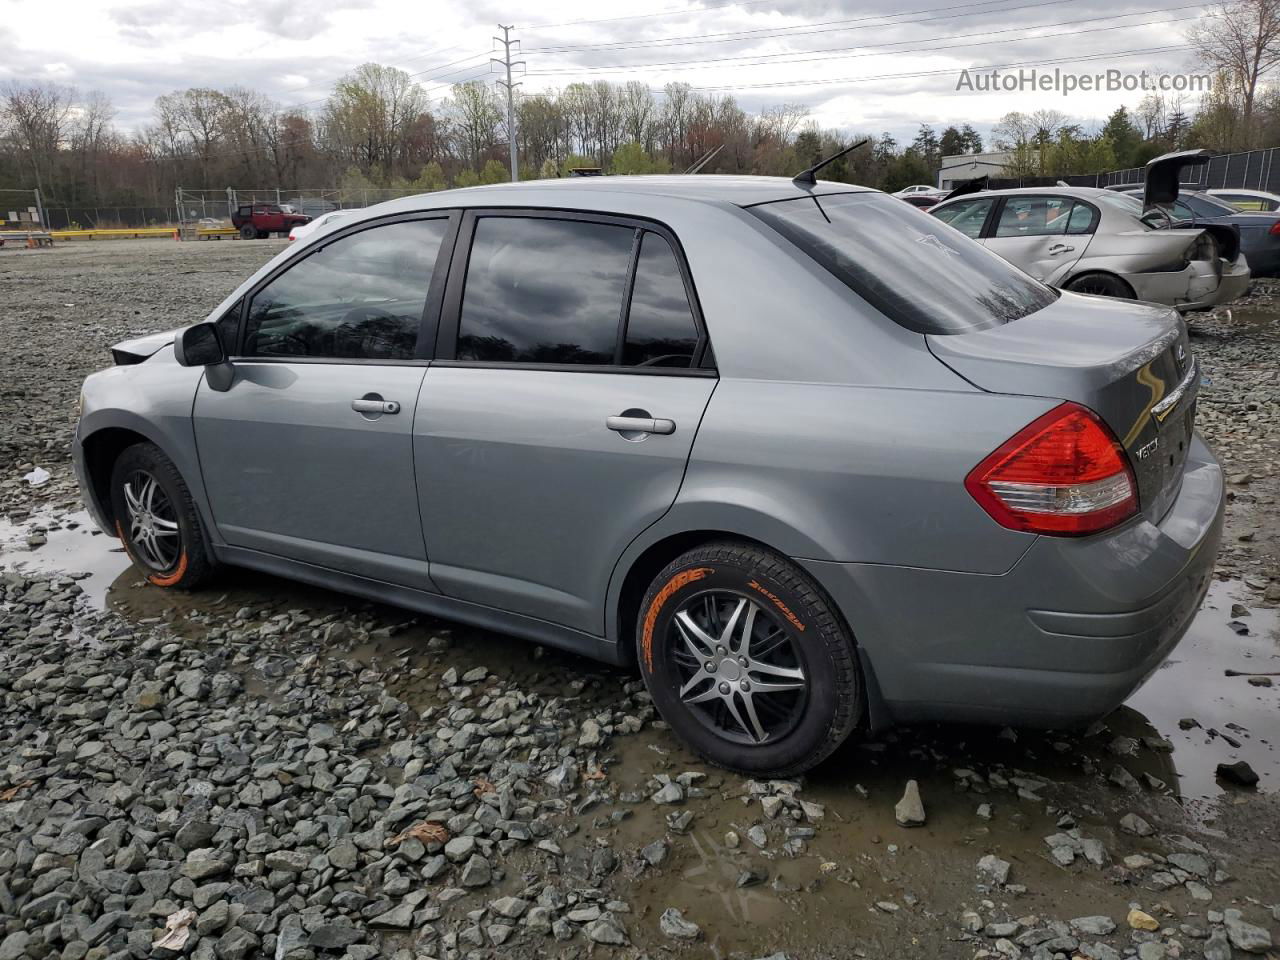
[352,397,400,415]
[606,415,676,435]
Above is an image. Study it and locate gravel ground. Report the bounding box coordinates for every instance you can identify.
[1,240,1278,960]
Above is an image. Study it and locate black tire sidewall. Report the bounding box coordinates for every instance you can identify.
[108,444,201,587]
[639,555,845,774]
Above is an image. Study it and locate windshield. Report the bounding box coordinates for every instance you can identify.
[749,192,1057,335]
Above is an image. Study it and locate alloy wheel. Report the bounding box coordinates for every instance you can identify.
[122,470,181,571]
[667,591,808,744]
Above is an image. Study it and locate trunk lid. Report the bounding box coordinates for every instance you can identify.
[927,292,1198,524]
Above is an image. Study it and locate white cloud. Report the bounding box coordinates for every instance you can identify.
[0,0,1208,142]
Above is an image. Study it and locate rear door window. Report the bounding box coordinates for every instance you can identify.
[751,192,1056,335]
[995,196,1074,237]
[456,217,635,365]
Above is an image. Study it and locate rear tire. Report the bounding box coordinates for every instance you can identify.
[109,443,216,589]
[636,541,862,776]
[1064,272,1135,299]
[238,224,255,240]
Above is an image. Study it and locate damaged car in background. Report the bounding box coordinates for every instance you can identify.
[929,185,1251,311]
[930,150,1254,310]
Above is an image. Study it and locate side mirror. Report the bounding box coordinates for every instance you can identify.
[174,322,225,367]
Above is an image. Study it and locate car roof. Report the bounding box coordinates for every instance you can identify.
[374,175,876,214]
[935,185,1115,203]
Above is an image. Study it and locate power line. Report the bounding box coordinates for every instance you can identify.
[521,0,787,31]
[526,0,1085,53]
[523,6,1208,77]
[687,42,1194,91]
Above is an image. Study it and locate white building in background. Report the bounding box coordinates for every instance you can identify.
[938,151,1025,190]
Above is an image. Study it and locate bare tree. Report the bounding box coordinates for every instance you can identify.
[1191,0,1280,146]
[2,81,75,196]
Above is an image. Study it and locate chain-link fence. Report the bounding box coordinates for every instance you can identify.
[41,206,175,230]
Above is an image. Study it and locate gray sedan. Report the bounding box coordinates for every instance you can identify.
[930,186,1252,309]
[73,176,1223,775]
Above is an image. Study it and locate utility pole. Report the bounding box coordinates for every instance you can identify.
[492,25,525,182]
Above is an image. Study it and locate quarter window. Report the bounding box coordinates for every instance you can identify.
[623,233,699,368]
[242,218,447,361]
[931,198,993,238]
[457,217,635,365]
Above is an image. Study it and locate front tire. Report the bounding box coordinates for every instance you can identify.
[637,541,862,775]
[109,443,216,589]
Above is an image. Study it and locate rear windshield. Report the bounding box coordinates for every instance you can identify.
[749,192,1056,335]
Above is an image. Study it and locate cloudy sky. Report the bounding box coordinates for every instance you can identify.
[0,0,1211,142]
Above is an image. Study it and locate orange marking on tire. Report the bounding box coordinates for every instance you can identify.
[148,549,188,587]
[641,567,713,672]
[747,579,806,631]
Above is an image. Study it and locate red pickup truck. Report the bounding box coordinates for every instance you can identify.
[231,204,311,239]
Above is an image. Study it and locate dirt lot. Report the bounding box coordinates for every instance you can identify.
[1,239,1278,960]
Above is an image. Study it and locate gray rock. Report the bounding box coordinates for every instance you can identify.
[1119,813,1155,836]
[652,782,683,805]
[369,902,415,929]
[308,922,363,949]
[1224,909,1273,953]
[460,853,492,887]
[585,914,629,945]
[660,907,702,941]
[490,896,528,919]
[894,780,926,827]
[1203,928,1232,960]
[1070,916,1116,936]
[977,854,1011,886]
[1167,852,1211,878]
[0,933,31,960]
[264,849,309,873]
[640,838,669,866]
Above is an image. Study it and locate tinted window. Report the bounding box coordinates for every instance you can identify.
[931,198,993,238]
[1183,194,1235,217]
[457,217,634,365]
[995,196,1073,238]
[752,193,1056,335]
[624,233,699,368]
[243,218,447,360]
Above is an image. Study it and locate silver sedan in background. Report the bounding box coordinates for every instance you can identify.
[930,186,1251,311]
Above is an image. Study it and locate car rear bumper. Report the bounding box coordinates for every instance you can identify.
[800,433,1224,729]
[1206,254,1253,307]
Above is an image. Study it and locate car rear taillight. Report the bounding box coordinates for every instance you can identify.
[1269,220,1280,236]
[966,402,1138,536]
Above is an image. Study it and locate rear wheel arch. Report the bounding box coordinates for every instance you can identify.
[1063,270,1137,299]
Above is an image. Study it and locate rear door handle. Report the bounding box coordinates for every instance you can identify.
[606,415,676,435]
[1048,243,1076,254]
[352,398,400,414]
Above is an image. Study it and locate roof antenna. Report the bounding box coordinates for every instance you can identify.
[792,138,869,185]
